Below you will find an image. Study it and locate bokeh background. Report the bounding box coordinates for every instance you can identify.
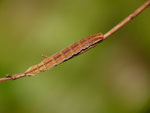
[0,0,150,113]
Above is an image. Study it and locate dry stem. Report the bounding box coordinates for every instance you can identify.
[104,0,150,39]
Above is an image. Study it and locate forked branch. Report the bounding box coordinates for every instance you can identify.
[0,0,150,83]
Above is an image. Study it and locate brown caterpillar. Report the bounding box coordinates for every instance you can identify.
[24,32,104,76]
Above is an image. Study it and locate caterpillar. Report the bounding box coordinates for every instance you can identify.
[5,32,103,80]
[24,33,104,76]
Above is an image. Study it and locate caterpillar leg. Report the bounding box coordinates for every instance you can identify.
[41,54,49,58]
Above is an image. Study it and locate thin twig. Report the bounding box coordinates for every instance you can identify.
[0,0,150,83]
[104,0,150,39]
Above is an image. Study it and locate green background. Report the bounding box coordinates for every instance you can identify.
[0,0,150,113]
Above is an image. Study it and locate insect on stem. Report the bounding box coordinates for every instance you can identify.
[0,0,150,83]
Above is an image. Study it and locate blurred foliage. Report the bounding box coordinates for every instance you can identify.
[0,0,150,113]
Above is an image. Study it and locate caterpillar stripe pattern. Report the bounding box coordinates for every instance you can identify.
[25,33,104,76]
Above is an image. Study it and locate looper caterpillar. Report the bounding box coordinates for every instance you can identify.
[24,33,103,76]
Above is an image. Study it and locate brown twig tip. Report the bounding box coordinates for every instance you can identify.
[0,0,150,83]
[104,0,150,39]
